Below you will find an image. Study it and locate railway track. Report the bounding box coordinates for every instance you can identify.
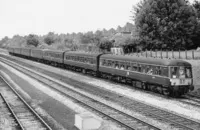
[180,95,200,107]
[0,55,160,130]
[0,75,52,130]
[1,55,200,129]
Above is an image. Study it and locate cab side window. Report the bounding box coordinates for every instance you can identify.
[100,59,104,66]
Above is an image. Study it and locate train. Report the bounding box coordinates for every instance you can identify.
[7,47,194,97]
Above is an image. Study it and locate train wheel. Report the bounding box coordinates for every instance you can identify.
[162,88,170,96]
[142,83,148,90]
[82,69,86,74]
[132,80,136,87]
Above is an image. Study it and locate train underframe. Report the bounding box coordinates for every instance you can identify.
[98,71,191,97]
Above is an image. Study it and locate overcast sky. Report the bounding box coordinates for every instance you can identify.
[0,0,194,39]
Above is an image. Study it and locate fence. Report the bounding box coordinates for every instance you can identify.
[129,50,200,60]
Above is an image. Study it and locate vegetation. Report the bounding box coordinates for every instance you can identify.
[26,34,40,47]
[0,22,135,51]
[0,0,200,52]
[132,0,199,50]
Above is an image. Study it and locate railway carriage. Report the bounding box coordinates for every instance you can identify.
[99,54,194,97]
[7,47,14,55]
[30,48,44,62]
[64,52,102,75]
[13,47,21,57]
[43,49,65,66]
[20,48,31,58]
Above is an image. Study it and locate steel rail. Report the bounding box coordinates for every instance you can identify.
[0,75,52,130]
[0,92,25,130]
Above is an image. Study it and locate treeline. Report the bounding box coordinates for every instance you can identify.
[0,22,136,52]
[1,0,200,52]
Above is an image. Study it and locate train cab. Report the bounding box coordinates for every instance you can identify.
[169,66,193,93]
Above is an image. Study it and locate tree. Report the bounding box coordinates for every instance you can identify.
[117,26,122,32]
[98,38,114,51]
[44,32,56,45]
[133,0,198,50]
[193,0,200,19]
[0,36,9,48]
[26,34,40,47]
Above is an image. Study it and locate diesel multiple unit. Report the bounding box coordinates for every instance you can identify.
[7,47,194,97]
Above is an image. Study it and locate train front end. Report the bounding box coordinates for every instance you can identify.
[169,66,194,96]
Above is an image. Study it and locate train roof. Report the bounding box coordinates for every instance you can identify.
[101,54,191,66]
[64,51,102,57]
[43,49,66,53]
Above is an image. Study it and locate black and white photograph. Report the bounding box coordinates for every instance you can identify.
[0,0,200,129]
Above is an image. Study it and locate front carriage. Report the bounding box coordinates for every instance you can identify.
[99,54,193,97]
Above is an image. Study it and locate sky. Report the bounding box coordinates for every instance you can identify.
[0,0,195,39]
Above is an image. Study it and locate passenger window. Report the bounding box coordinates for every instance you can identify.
[138,65,142,72]
[162,67,168,77]
[104,60,108,66]
[89,58,93,64]
[107,60,111,67]
[126,64,131,70]
[120,64,125,70]
[112,61,115,68]
[87,58,90,64]
[154,66,161,75]
[141,65,146,73]
[132,63,137,71]
[147,66,153,75]
[171,67,178,78]
[115,64,119,69]
[115,61,119,69]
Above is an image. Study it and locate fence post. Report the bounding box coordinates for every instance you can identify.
[161,50,162,59]
[156,50,157,58]
[185,50,187,59]
[172,50,174,58]
[150,49,152,57]
[146,49,147,57]
[166,50,168,58]
[179,50,180,59]
[192,50,194,59]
